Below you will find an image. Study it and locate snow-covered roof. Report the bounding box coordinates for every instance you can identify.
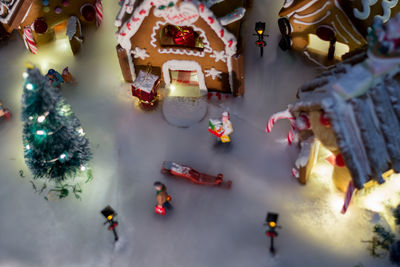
[115,0,238,56]
[132,70,159,93]
[291,59,400,189]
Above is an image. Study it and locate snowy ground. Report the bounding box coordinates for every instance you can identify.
[0,1,398,267]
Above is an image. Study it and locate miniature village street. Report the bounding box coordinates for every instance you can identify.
[1,1,400,267]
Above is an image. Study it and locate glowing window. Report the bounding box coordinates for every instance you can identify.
[307,34,350,60]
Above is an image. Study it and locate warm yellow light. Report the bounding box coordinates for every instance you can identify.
[269,221,276,228]
[307,34,350,60]
[257,30,263,35]
[170,85,175,92]
[107,215,113,220]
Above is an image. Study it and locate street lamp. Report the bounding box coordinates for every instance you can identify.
[101,205,119,242]
[265,212,279,255]
[254,22,269,57]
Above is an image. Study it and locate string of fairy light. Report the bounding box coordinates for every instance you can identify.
[23,71,87,171]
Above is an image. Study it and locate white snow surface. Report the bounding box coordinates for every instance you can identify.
[0,1,396,267]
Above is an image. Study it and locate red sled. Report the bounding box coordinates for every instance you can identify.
[161,161,232,189]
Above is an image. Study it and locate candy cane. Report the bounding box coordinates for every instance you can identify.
[341,181,355,214]
[266,108,297,145]
[95,0,103,27]
[23,26,37,54]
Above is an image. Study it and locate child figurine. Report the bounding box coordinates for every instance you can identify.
[46,69,64,87]
[62,67,77,84]
[154,181,172,215]
[221,112,233,143]
[208,111,233,143]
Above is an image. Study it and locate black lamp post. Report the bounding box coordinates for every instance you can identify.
[253,22,269,57]
[101,205,119,242]
[265,212,279,255]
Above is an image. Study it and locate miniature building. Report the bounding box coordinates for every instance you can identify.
[278,0,400,65]
[288,18,400,192]
[115,0,246,97]
[0,0,102,54]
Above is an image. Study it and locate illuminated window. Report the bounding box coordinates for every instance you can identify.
[159,25,204,50]
[307,33,350,60]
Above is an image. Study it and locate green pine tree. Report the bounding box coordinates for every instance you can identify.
[21,66,91,182]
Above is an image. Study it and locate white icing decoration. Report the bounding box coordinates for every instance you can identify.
[204,67,222,80]
[154,2,199,26]
[334,0,365,40]
[132,47,149,60]
[205,0,223,8]
[219,7,245,26]
[115,0,136,27]
[353,0,375,20]
[149,20,212,57]
[66,16,81,40]
[293,10,331,25]
[127,51,136,81]
[20,2,32,24]
[331,21,348,43]
[335,14,362,45]
[0,0,22,24]
[286,0,319,18]
[227,56,233,93]
[210,50,226,62]
[376,0,398,23]
[292,1,331,19]
[283,0,294,8]
[162,60,207,93]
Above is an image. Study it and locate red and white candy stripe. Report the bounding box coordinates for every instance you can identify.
[23,26,37,54]
[341,181,355,214]
[95,0,103,27]
[266,108,297,145]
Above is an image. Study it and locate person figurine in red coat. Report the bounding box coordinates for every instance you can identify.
[154,181,172,215]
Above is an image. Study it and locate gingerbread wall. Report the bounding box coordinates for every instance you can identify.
[127,6,234,94]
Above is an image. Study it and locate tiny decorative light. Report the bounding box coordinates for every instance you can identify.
[59,153,66,159]
[37,115,46,123]
[36,130,45,135]
[255,22,265,36]
[80,165,86,171]
[29,116,33,120]
[22,72,29,79]
[170,85,175,92]
[77,127,85,136]
[26,144,30,150]
[26,83,34,90]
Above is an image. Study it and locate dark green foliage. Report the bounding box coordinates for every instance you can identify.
[390,241,400,265]
[374,224,396,251]
[21,67,91,181]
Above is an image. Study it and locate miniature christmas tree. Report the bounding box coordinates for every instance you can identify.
[21,65,91,182]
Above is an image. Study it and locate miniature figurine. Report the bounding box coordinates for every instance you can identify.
[208,111,233,143]
[0,100,11,120]
[101,205,119,242]
[154,181,172,215]
[61,67,77,84]
[264,212,280,255]
[46,69,64,87]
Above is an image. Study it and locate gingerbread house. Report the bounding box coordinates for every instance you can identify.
[269,16,400,193]
[115,0,246,97]
[278,0,400,65]
[0,0,103,54]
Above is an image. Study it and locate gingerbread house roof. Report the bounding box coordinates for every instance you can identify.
[0,0,34,32]
[290,57,400,189]
[115,0,239,56]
